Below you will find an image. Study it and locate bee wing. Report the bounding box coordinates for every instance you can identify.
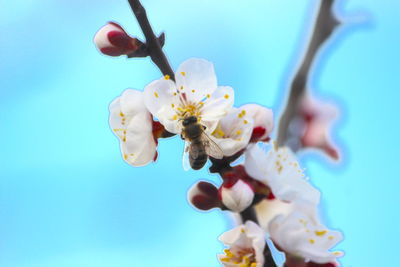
[182,140,192,171]
[201,133,224,159]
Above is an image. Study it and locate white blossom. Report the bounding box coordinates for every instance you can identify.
[94,22,139,57]
[241,104,273,141]
[221,179,255,212]
[244,143,320,205]
[255,199,296,231]
[143,58,234,136]
[219,221,265,267]
[109,89,156,166]
[210,107,254,156]
[269,209,344,264]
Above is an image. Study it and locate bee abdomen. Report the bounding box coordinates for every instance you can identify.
[189,142,208,170]
[189,153,208,170]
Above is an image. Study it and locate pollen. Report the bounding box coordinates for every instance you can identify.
[243,120,248,124]
[224,94,230,99]
[154,92,159,98]
[172,115,178,120]
[236,130,242,136]
[173,92,177,96]
[192,89,196,93]
[206,94,211,98]
[164,75,170,80]
[119,112,124,117]
[171,103,175,108]
[309,239,315,244]
[181,71,186,76]
[315,230,327,237]
[238,110,247,118]
[180,86,184,90]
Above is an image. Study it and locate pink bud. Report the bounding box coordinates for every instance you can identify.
[300,96,339,160]
[94,22,139,57]
[187,181,221,211]
[220,179,254,212]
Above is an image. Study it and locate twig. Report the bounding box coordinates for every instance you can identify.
[127,0,175,80]
[240,207,277,267]
[277,0,341,147]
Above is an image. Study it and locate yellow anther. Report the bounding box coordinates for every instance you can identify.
[206,94,211,98]
[240,228,245,233]
[164,75,170,80]
[171,103,175,108]
[309,239,315,244]
[154,92,159,98]
[224,94,230,99]
[192,89,196,93]
[236,130,242,136]
[173,92,177,96]
[172,115,178,120]
[123,154,128,160]
[243,120,248,124]
[328,236,335,240]
[122,137,126,142]
[181,71,186,76]
[224,249,234,258]
[250,263,257,267]
[180,86,184,90]
[119,111,124,117]
[315,230,327,237]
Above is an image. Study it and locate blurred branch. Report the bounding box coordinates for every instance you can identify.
[277,0,341,147]
[127,0,175,80]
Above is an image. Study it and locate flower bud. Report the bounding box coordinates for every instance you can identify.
[240,104,274,142]
[187,181,221,211]
[94,22,139,56]
[220,179,254,212]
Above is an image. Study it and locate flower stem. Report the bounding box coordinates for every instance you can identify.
[127,0,175,80]
[240,207,277,267]
[277,0,341,148]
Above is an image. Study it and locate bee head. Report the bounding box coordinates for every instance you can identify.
[182,116,198,126]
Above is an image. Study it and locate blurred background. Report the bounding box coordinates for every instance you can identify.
[1,0,399,266]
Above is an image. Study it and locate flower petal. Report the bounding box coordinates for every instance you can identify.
[109,89,156,166]
[211,108,254,156]
[143,78,181,134]
[201,86,234,133]
[175,58,218,103]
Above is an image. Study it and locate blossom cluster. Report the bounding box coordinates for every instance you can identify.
[95,22,343,267]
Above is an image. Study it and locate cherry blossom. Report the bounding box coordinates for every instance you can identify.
[244,143,320,205]
[210,107,254,157]
[109,89,157,166]
[143,58,234,136]
[240,104,274,142]
[94,22,140,57]
[298,94,339,160]
[269,209,344,264]
[219,221,266,267]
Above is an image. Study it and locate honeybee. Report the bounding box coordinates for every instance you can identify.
[181,116,224,170]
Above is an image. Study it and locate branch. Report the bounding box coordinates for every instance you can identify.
[240,207,277,267]
[127,0,175,80]
[277,0,341,147]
